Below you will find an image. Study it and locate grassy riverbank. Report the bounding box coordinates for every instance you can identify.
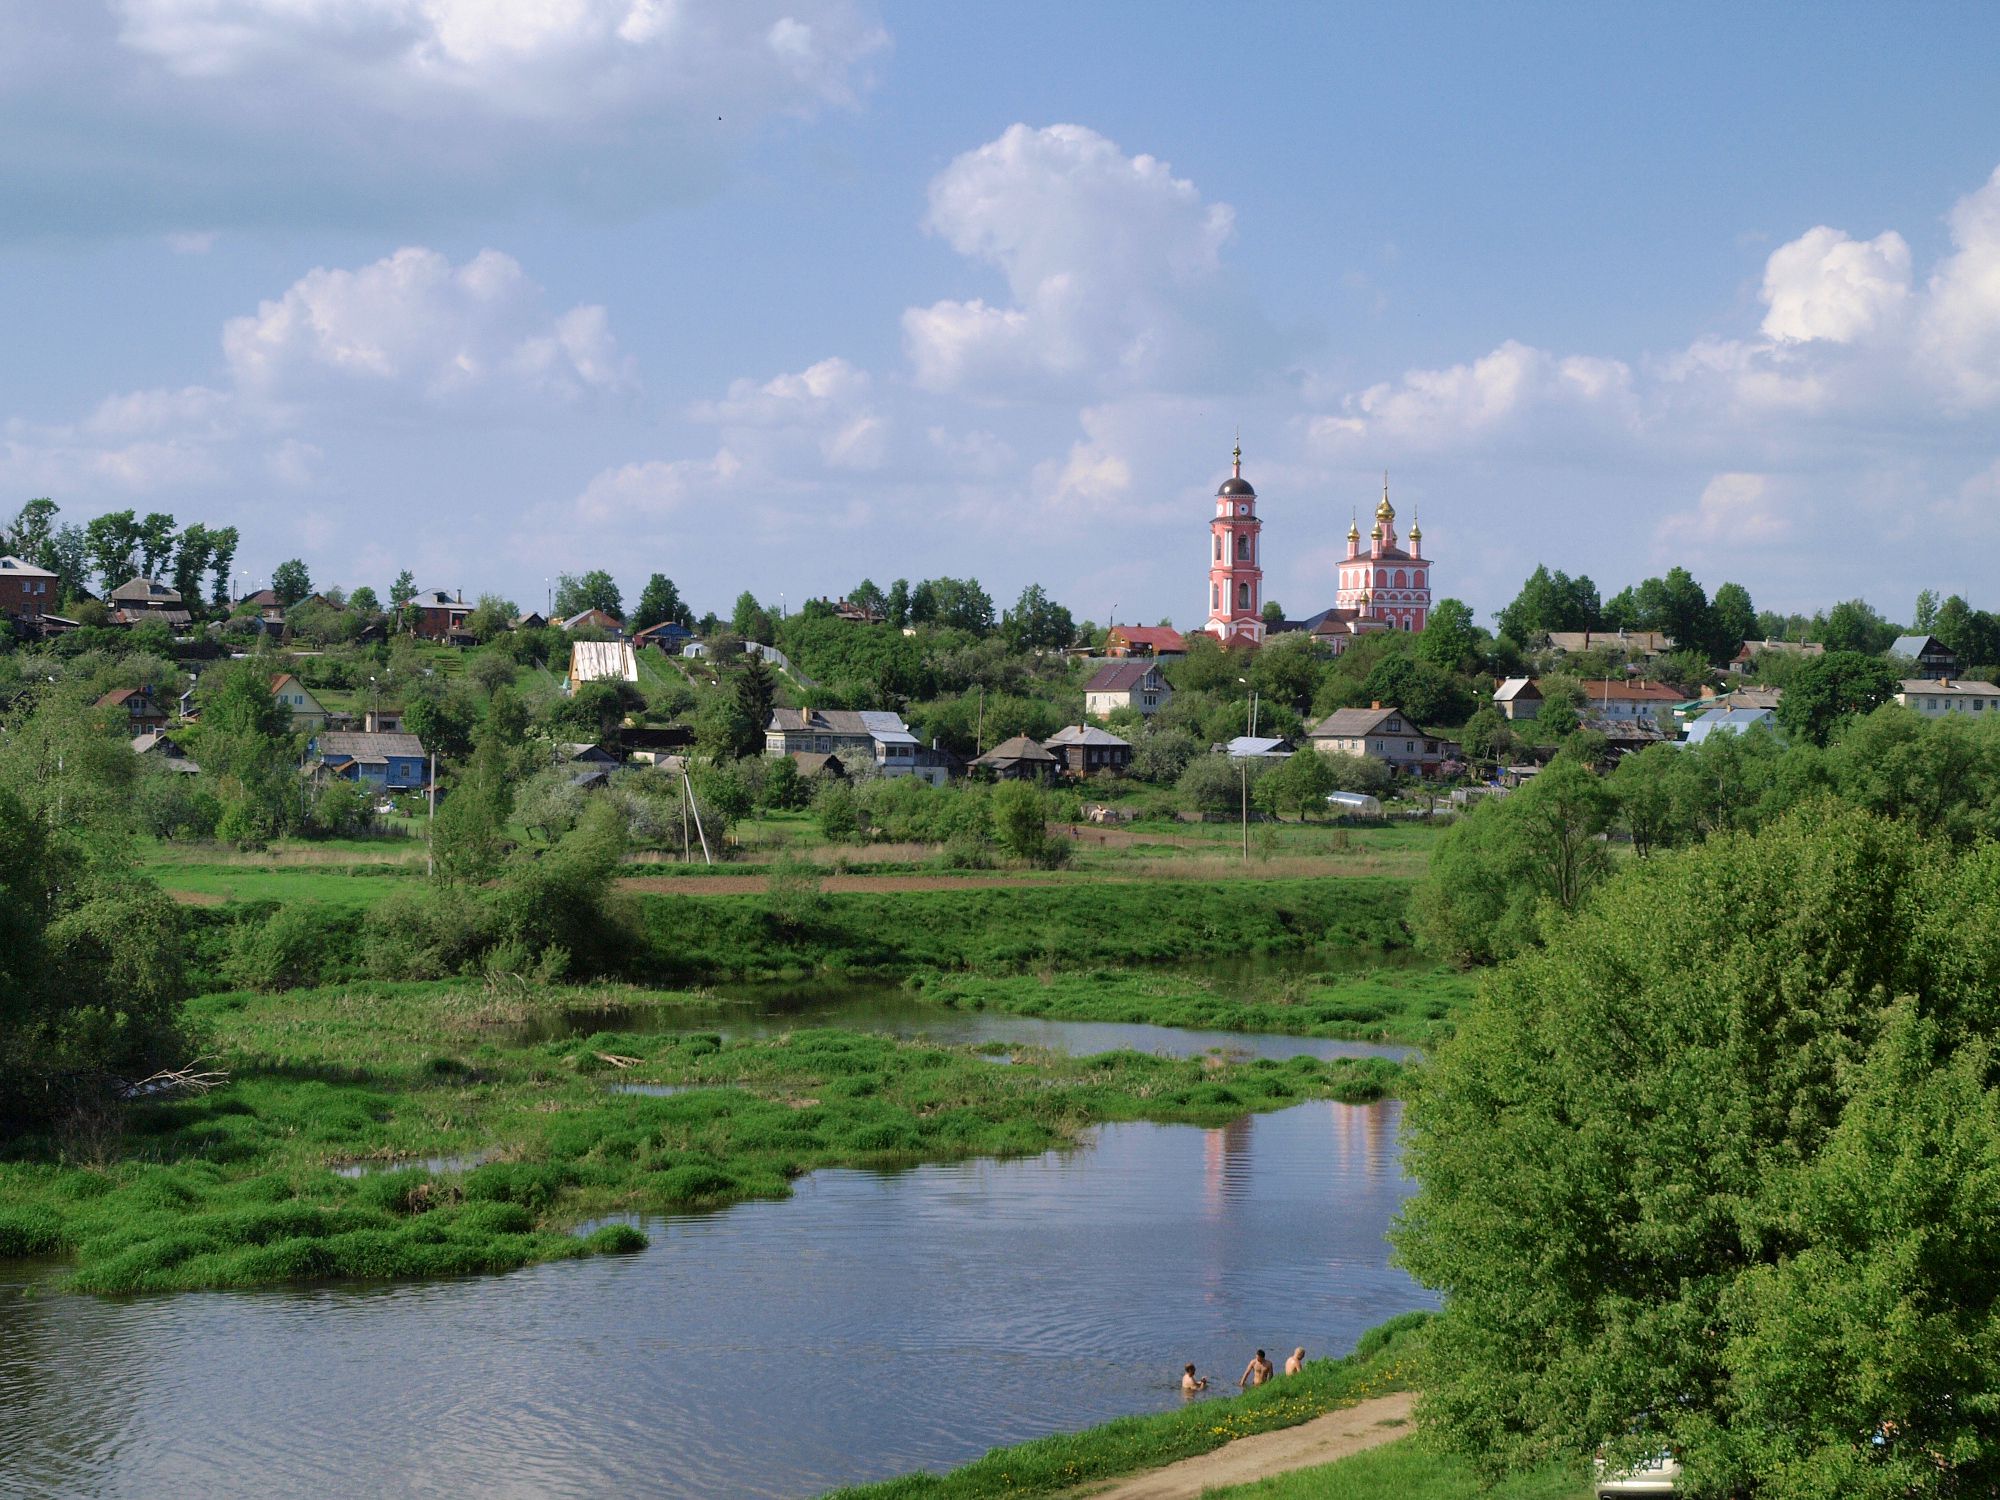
[0,980,1399,1295]
[825,1314,1429,1499]
[178,876,1418,992]
[1208,1440,1589,1499]
[914,962,1473,1048]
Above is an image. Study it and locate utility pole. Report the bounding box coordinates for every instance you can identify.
[975,684,986,757]
[1240,759,1250,864]
[426,750,437,879]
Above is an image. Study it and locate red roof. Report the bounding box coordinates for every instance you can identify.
[1570,678,1682,702]
[1107,625,1187,655]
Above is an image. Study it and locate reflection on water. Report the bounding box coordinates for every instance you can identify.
[0,1101,1429,1500]
[542,977,1414,1064]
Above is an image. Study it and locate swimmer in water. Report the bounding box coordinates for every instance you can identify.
[1239,1350,1274,1388]
[1181,1363,1209,1393]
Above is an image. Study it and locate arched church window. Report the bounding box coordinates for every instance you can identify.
[1236,535,1250,562]
[1212,583,1219,610]
[1237,582,1250,610]
[1394,570,1407,588]
[1214,535,1221,561]
[1375,570,1386,587]
[1413,570,1425,587]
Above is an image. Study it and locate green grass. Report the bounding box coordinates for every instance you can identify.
[0,980,1399,1294]
[1206,1439,1591,1499]
[823,1314,1428,1498]
[635,878,1417,978]
[917,962,1474,1048]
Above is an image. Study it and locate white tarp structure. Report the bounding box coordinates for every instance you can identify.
[1325,789,1385,818]
[567,640,638,694]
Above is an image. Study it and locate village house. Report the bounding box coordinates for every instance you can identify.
[1684,706,1779,744]
[567,640,639,695]
[0,555,58,625]
[559,608,625,639]
[513,610,548,631]
[632,620,694,652]
[310,731,429,791]
[96,686,169,734]
[1225,735,1294,760]
[108,576,193,629]
[408,589,472,642]
[763,707,945,783]
[1084,661,1172,719]
[973,734,1059,781]
[269,673,329,732]
[787,750,849,784]
[1103,624,1187,659]
[131,731,198,772]
[1492,677,1543,720]
[1544,629,1675,660]
[1888,634,1960,681]
[1732,638,1823,669]
[1574,678,1682,729]
[1042,724,1132,777]
[1308,703,1458,778]
[1895,679,2000,718]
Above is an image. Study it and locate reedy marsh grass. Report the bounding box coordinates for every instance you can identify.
[0,981,1400,1295]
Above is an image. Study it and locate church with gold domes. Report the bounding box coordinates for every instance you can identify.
[1199,448,1435,654]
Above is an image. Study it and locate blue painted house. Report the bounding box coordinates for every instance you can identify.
[311,730,429,791]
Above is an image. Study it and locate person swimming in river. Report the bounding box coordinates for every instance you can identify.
[1285,1347,1307,1376]
[1239,1350,1274,1388]
[1181,1363,1208,1393]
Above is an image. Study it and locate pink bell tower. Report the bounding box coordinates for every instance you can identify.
[1204,443,1264,645]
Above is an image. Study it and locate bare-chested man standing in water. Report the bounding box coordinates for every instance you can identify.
[1239,1350,1273,1388]
[1284,1347,1306,1376]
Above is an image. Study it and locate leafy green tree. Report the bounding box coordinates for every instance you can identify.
[191,661,301,844]
[1457,704,1513,767]
[41,523,90,602]
[83,509,143,588]
[1411,755,1612,964]
[916,576,994,634]
[761,754,808,810]
[270,558,312,608]
[1260,599,1285,626]
[554,570,622,620]
[389,570,416,616]
[170,522,212,609]
[1933,594,2000,668]
[990,780,1053,863]
[1417,597,1479,671]
[1357,656,1473,727]
[137,511,178,578]
[846,579,887,619]
[1129,727,1199,785]
[1711,581,1757,653]
[1247,631,1324,714]
[1495,565,1601,642]
[884,578,911,629]
[730,590,775,643]
[1816,597,1896,655]
[466,649,519,698]
[1776,650,1900,746]
[1254,748,1336,821]
[1001,583,1075,651]
[5,497,59,559]
[205,526,238,606]
[347,585,381,614]
[633,573,694,632]
[814,780,860,842]
[1912,587,1940,631]
[461,593,518,643]
[403,694,476,762]
[1396,807,2000,1498]
[431,725,514,886]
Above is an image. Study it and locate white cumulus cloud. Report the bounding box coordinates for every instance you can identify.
[903,123,1253,397]
[1759,226,1911,344]
[222,246,632,407]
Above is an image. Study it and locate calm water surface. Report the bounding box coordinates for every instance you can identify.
[547,977,1415,1064]
[0,1100,1427,1500]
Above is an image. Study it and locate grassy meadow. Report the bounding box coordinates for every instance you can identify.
[1207,1440,1590,1500]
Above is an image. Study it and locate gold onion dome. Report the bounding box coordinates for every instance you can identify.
[1376,471,1394,522]
[1410,511,1423,543]
[1347,512,1361,542]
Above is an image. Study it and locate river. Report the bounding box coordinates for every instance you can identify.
[0,992,1431,1500]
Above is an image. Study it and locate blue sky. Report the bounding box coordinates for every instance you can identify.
[4,1,1999,630]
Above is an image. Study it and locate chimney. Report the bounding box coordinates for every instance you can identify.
[457,589,464,604]
[1370,700,1381,710]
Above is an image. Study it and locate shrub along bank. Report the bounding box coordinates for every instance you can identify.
[0,982,1399,1294]
[188,877,1417,992]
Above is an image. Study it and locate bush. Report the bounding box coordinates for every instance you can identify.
[364,887,499,981]
[227,905,362,991]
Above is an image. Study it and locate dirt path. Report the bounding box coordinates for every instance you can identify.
[1077,1391,1415,1499]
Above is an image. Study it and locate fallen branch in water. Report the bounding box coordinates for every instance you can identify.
[118,1059,230,1100]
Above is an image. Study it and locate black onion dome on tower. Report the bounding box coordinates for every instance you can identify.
[1217,441,1255,497]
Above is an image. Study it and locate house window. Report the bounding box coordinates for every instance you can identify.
[1406,741,1415,753]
